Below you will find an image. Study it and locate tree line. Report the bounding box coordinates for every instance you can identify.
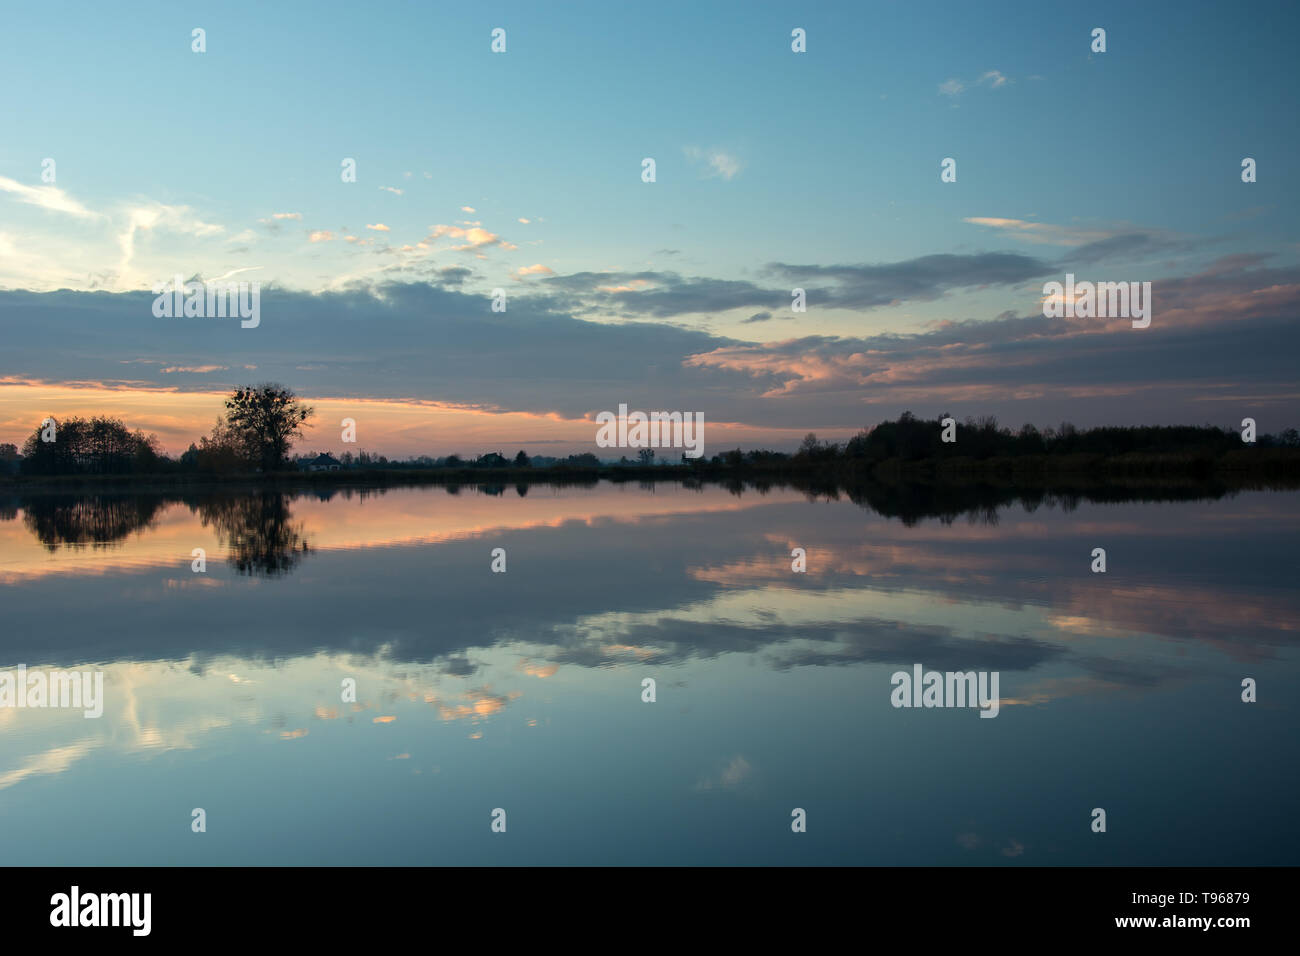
[14,417,164,475]
[6,394,1298,478]
[14,384,312,477]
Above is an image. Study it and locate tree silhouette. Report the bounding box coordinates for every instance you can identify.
[197,492,310,577]
[222,384,314,472]
[18,416,161,475]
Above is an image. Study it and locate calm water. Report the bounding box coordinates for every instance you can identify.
[1,481,1297,865]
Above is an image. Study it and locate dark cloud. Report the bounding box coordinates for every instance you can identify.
[764,625,1065,673]
[544,270,780,317]
[431,266,473,287]
[763,253,1052,309]
[0,282,749,420]
[544,252,1054,319]
[1064,232,1206,266]
[1,257,1296,433]
[681,258,1300,426]
[439,655,479,677]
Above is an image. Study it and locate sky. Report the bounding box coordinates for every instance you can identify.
[1,0,1298,457]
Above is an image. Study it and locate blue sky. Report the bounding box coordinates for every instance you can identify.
[1,0,1297,453]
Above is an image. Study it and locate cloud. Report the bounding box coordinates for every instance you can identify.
[379,186,404,196]
[433,266,473,287]
[684,146,743,180]
[426,224,502,251]
[964,217,1115,246]
[117,202,224,286]
[271,212,302,221]
[206,267,262,282]
[940,70,1011,97]
[763,254,1051,309]
[547,270,777,316]
[515,263,554,277]
[517,218,530,224]
[963,218,1208,265]
[461,206,476,213]
[0,474,1291,686]
[308,230,335,243]
[543,252,1053,320]
[0,231,90,289]
[365,223,390,232]
[2,256,1296,432]
[0,175,99,219]
[0,740,98,792]
[695,755,752,790]
[684,257,1300,416]
[0,181,253,289]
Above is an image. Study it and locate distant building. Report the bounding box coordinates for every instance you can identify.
[305,453,341,472]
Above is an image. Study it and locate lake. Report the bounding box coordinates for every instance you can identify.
[1,480,1297,865]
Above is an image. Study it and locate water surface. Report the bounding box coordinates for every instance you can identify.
[1,481,1296,864]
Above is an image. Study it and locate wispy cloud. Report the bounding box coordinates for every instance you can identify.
[963,217,1117,246]
[117,202,224,286]
[694,755,752,790]
[0,175,99,219]
[940,70,1012,97]
[684,146,743,180]
[963,217,1206,264]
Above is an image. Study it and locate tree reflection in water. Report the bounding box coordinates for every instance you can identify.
[196,492,309,577]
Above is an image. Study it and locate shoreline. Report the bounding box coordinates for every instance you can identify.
[3,448,1299,495]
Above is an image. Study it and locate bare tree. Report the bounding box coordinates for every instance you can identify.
[223,384,314,472]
